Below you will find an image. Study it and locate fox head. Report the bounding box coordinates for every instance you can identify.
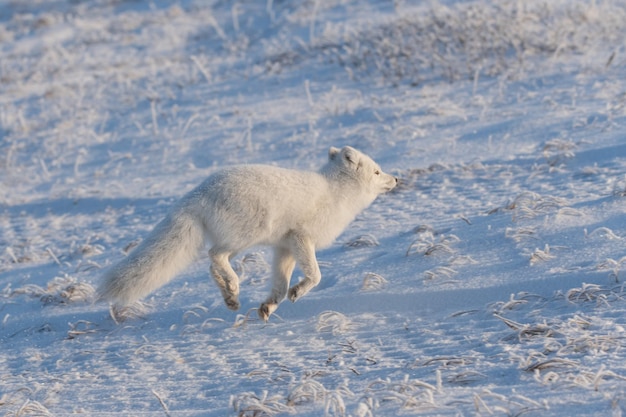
[327,146,397,196]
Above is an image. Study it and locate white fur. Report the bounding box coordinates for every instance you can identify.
[98,146,397,320]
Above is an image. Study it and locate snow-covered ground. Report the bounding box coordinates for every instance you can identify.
[2,0,626,415]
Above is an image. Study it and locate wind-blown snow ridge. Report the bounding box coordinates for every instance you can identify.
[2,0,626,415]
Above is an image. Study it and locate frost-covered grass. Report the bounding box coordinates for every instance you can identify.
[2,0,626,415]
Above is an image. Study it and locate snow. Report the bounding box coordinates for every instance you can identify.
[2,0,626,415]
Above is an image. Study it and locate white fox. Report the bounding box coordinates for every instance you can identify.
[98,146,397,321]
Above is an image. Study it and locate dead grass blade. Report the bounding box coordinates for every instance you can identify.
[524,358,578,372]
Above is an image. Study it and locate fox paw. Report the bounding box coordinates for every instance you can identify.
[288,287,301,303]
[258,302,278,322]
[224,296,240,311]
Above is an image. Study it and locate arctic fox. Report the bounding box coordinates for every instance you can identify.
[98,146,397,321]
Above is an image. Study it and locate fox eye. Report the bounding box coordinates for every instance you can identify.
[374,170,380,175]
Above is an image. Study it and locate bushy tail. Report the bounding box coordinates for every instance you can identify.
[98,209,206,307]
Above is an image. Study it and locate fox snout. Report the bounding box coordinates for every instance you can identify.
[383,174,398,192]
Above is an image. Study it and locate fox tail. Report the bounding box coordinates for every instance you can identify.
[98,209,205,307]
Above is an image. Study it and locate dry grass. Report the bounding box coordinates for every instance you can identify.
[529,244,556,265]
[286,379,326,406]
[565,283,622,305]
[8,275,95,306]
[360,272,387,291]
[231,391,294,417]
[6,399,52,417]
[300,1,626,84]
[504,192,567,222]
[492,282,626,399]
[345,234,380,249]
[424,266,458,282]
[365,375,438,412]
[316,311,354,335]
[231,381,353,417]
[505,226,538,243]
[233,252,271,285]
[541,139,578,167]
[406,233,460,257]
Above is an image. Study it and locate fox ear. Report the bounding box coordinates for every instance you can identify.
[342,146,358,165]
[328,146,341,160]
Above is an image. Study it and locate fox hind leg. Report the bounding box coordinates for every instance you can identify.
[259,247,296,321]
[209,248,241,311]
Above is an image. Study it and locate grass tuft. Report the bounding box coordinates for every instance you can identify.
[345,234,380,249]
[286,379,326,406]
[316,311,354,335]
[231,391,294,417]
[360,272,387,291]
[9,275,95,305]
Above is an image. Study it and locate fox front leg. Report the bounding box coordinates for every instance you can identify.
[259,247,296,321]
[287,233,321,303]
